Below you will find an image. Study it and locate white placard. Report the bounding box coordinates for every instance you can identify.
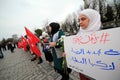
[64,27,120,80]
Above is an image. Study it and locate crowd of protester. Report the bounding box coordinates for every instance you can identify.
[1,8,116,80]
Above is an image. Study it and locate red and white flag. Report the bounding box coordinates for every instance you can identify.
[25,27,41,57]
[21,36,28,51]
[18,41,23,49]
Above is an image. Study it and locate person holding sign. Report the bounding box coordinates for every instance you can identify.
[78,8,101,80]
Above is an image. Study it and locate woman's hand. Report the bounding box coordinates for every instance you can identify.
[49,42,56,47]
[62,52,66,57]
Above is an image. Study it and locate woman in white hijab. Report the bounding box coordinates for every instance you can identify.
[78,8,101,34]
[78,8,101,80]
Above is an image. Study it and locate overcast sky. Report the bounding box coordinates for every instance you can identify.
[0,0,84,40]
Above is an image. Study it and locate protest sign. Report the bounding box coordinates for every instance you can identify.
[64,27,120,80]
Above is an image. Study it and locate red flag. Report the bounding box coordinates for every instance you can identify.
[25,27,39,44]
[22,36,28,51]
[25,27,41,57]
[18,41,23,49]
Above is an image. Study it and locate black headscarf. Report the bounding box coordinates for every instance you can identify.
[49,22,60,36]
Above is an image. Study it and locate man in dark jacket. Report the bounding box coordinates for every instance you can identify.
[0,44,4,58]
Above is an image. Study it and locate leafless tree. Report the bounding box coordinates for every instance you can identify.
[113,0,120,27]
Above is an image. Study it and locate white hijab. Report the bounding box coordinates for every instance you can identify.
[77,9,101,34]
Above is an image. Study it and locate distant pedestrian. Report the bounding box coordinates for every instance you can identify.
[0,44,4,58]
[8,42,14,53]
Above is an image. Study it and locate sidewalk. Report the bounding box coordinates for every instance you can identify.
[0,48,79,80]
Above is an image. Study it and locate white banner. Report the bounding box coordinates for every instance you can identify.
[64,27,120,80]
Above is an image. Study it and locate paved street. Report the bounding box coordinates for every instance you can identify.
[0,48,79,80]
